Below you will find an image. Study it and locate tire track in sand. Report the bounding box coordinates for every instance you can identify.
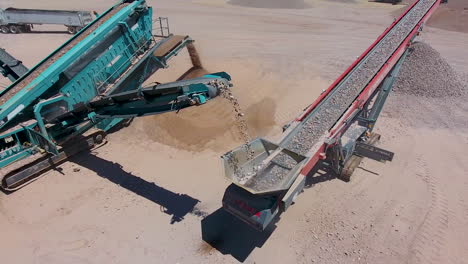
[408,156,450,264]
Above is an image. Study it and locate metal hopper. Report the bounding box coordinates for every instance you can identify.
[222,138,306,195]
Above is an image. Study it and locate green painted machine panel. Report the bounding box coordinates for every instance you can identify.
[0,0,155,169]
[0,0,152,130]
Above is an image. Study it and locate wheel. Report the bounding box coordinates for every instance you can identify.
[67,26,76,34]
[9,25,20,34]
[339,155,361,182]
[0,25,9,34]
[338,133,381,182]
[94,134,104,144]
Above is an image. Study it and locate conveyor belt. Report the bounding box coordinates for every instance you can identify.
[284,0,437,156]
[153,35,188,57]
[230,0,439,194]
[0,3,129,105]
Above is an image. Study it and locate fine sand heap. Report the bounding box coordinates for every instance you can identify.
[394,42,466,97]
[178,43,254,152]
[189,45,253,150]
[228,0,309,9]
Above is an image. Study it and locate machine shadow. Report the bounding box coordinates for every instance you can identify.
[70,152,202,224]
[200,162,335,262]
[201,208,277,262]
[305,161,337,188]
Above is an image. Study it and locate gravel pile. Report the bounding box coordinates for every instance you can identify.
[393,42,467,97]
[232,0,438,193]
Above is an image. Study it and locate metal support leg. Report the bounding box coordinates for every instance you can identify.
[362,49,410,130]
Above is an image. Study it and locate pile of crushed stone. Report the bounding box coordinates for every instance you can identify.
[394,42,466,97]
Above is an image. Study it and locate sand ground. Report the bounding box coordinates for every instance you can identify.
[0,0,467,263]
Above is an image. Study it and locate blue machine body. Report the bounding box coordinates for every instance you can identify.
[0,0,230,189]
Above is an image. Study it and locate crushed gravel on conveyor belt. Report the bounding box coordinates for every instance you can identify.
[285,0,437,157]
[0,3,129,105]
[240,0,437,193]
[243,152,298,191]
